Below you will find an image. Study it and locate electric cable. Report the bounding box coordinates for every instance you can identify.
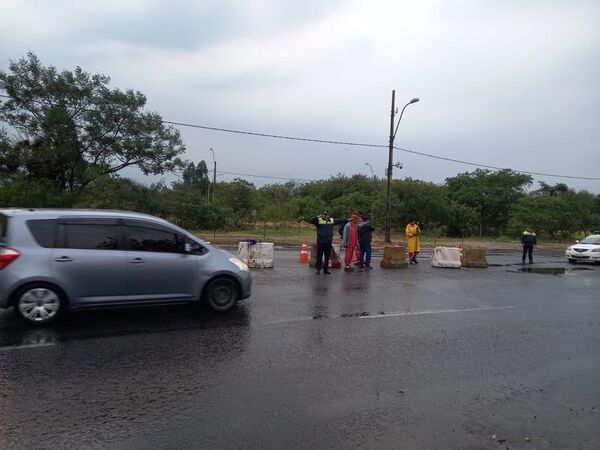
[1,93,599,181]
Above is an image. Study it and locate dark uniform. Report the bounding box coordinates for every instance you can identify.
[521,229,537,263]
[358,220,375,269]
[308,214,346,273]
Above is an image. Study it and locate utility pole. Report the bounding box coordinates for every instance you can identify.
[209,147,217,239]
[384,90,396,243]
[213,159,217,203]
[383,92,420,243]
[210,148,216,204]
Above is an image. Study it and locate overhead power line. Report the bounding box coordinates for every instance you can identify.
[162,120,388,148]
[1,93,599,181]
[162,119,600,181]
[393,147,600,181]
[217,171,314,182]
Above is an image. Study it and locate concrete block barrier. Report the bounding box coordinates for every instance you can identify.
[431,247,462,268]
[238,242,274,268]
[460,246,488,268]
[380,244,408,269]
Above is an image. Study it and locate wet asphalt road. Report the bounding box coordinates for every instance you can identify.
[0,249,599,449]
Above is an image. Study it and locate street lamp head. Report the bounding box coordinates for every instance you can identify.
[410,98,420,104]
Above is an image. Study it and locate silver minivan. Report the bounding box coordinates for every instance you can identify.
[0,209,252,325]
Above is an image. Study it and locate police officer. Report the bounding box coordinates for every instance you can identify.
[521,227,537,264]
[307,210,346,274]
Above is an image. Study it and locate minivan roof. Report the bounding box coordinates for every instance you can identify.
[0,208,169,224]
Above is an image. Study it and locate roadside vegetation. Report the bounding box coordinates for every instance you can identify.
[2,53,599,244]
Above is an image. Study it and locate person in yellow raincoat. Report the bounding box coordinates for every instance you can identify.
[405,219,420,264]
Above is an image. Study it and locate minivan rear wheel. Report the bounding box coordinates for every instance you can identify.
[15,283,63,325]
[204,278,239,312]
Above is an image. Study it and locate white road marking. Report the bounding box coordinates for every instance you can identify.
[0,342,56,352]
[359,305,519,319]
[262,305,520,326]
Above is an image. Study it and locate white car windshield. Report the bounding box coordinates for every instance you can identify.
[579,235,600,245]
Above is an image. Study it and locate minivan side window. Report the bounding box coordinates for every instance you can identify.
[63,222,120,250]
[27,219,58,248]
[126,224,184,253]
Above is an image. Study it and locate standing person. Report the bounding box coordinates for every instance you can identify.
[342,214,361,272]
[405,219,420,264]
[521,227,537,264]
[307,210,346,274]
[358,215,375,270]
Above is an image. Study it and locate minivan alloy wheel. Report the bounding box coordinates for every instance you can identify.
[17,287,62,323]
[205,278,238,312]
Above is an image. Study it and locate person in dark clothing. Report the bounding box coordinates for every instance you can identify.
[521,228,537,264]
[357,215,375,269]
[307,210,346,274]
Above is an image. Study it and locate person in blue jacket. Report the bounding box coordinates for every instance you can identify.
[307,210,346,274]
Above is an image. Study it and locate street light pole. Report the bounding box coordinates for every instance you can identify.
[364,162,375,179]
[384,91,420,243]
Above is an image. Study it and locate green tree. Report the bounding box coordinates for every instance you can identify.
[390,178,451,231]
[445,169,533,236]
[509,182,599,238]
[534,181,570,197]
[0,177,70,208]
[0,52,185,192]
[508,195,571,239]
[214,178,256,228]
[256,181,298,222]
[181,160,210,195]
[74,176,162,214]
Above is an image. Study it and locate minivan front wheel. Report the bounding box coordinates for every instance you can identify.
[204,278,239,312]
[16,284,63,325]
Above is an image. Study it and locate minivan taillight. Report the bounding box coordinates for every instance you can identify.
[0,248,20,270]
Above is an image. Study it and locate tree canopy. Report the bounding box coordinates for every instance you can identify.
[445,169,533,236]
[0,52,185,191]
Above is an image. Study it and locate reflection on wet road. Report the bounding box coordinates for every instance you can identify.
[1,249,599,449]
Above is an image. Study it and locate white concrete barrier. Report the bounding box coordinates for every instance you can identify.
[431,247,462,268]
[238,242,274,268]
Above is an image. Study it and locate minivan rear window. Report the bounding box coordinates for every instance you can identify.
[27,219,58,248]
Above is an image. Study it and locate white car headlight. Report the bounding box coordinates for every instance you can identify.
[229,257,249,271]
[591,248,600,253]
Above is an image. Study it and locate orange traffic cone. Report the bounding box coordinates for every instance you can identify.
[299,240,309,263]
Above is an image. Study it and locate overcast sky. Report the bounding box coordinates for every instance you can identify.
[1,0,599,192]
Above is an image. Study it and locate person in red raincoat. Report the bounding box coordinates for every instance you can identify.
[342,214,361,272]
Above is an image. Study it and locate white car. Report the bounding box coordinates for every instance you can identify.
[566,234,600,264]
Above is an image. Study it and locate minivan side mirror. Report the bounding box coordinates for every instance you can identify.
[184,241,207,255]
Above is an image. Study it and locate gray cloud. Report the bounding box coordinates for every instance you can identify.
[1,0,599,192]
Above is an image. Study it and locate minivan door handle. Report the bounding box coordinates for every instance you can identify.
[54,256,73,262]
[128,257,145,264]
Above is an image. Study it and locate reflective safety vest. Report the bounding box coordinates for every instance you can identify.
[309,216,342,243]
[521,230,537,245]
